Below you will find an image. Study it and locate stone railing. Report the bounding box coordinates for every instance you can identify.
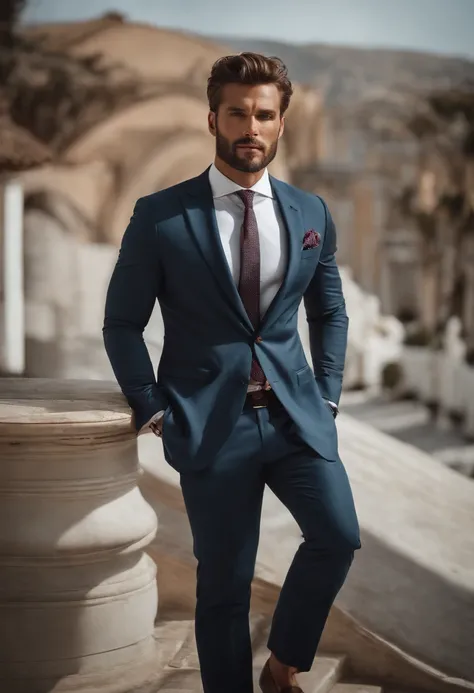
[298,267,404,392]
[400,346,474,439]
[0,379,160,693]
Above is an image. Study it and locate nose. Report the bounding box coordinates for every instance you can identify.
[243,116,259,138]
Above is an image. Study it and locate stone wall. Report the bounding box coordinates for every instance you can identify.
[22,208,163,379]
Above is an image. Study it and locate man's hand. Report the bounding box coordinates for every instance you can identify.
[150,415,164,437]
[138,410,165,437]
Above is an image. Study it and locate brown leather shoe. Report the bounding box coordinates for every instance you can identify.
[259,659,304,693]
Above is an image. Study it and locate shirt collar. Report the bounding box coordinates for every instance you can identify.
[209,163,273,200]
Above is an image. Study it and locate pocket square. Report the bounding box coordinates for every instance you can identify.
[302,229,321,250]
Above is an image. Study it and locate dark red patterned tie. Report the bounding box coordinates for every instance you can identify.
[237,189,266,385]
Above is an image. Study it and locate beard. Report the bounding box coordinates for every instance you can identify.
[215,128,279,173]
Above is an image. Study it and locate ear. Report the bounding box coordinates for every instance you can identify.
[278,116,285,139]
[208,111,216,137]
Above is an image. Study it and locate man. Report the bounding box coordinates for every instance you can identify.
[103,52,360,693]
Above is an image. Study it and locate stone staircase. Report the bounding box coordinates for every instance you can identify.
[137,615,382,693]
[138,420,474,691]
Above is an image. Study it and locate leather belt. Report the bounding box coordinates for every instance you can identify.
[244,388,280,409]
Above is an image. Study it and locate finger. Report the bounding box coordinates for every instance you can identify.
[150,423,162,437]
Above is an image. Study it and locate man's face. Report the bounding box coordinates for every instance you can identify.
[209,83,285,173]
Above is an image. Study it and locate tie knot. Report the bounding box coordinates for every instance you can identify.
[237,189,255,209]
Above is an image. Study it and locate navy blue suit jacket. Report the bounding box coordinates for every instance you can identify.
[103,168,348,471]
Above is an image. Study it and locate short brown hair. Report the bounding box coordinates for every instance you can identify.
[207,52,293,115]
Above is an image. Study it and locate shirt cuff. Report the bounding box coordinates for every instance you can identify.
[138,410,165,435]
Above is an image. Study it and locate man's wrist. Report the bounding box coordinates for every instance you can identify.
[325,400,339,418]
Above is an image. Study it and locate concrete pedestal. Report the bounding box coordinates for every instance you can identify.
[0,379,159,692]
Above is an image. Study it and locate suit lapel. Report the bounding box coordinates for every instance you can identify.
[260,177,303,329]
[181,169,254,333]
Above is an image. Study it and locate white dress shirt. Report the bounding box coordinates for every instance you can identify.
[209,163,287,318]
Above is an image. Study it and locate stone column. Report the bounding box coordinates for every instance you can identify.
[0,379,159,693]
[1,180,25,374]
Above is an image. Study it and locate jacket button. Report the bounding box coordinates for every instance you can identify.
[255,336,263,343]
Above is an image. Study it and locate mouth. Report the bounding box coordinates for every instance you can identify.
[236,145,262,152]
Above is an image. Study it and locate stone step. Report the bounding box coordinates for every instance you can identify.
[153,617,347,692]
[341,395,430,432]
[330,684,383,693]
[163,612,268,670]
[155,667,203,692]
[150,614,269,690]
[153,619,196,672]
[252,641,346,693]
[341,393,474,474]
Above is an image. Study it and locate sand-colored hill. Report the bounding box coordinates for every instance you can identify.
[24,15,228,85]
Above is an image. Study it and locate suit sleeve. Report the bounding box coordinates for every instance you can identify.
[103,197,168,431]
[303,198,348,405]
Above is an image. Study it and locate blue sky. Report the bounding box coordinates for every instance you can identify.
[23,0,474,60]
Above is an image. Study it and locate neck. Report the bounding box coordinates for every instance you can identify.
[214,157,266,188]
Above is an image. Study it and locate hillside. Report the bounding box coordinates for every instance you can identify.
[208,36,474,105]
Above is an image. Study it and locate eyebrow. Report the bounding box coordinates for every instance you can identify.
[227,107,277,117]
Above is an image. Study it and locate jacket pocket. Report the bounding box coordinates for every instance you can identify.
[295,364,314,385]
[301,247,320,260]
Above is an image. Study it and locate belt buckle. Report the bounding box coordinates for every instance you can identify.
[251,391,268,409]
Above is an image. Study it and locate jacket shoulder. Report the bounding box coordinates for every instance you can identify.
[136,169,209,210]
[272,177,327,214]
